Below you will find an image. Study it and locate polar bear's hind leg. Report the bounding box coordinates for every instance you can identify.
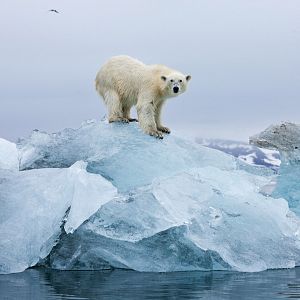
[104,90,129,123]
[122,104,138,122]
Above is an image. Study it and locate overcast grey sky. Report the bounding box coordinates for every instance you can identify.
[0,0,299,142]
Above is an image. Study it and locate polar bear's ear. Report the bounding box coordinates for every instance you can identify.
[186,75,191,81]
[161,76,167,81]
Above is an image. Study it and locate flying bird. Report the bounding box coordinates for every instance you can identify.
[49,9,59,14]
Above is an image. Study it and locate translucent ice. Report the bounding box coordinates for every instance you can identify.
[0,161,116,274]
[18,121,276,190]
[17,120,238,191]
[46,167,300,272]
[250,122,300,215]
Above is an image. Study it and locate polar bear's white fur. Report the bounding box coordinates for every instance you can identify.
[95,55,191,138]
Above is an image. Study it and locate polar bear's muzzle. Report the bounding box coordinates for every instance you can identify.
[173,86,179,93]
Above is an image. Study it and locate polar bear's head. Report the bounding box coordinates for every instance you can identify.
[160,73,191,98]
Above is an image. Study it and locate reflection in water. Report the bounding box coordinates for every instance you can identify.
[1,267,300,299]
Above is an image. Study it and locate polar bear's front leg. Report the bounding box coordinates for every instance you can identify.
[155,101,171,134]
[137,99,163,139]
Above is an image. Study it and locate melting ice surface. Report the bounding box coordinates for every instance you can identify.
[1,120,300,274]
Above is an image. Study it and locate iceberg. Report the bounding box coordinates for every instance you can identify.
[250,122,300,215]
[1,120,300,274]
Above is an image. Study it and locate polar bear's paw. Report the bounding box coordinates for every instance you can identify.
[109,117,130,123]
[157,126,171,134]
[146,129,164,139]
[128,118,138,122]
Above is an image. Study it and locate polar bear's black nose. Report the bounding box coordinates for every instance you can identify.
[173,86,179,93]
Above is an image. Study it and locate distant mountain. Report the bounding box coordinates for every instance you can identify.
[196,138,280,169]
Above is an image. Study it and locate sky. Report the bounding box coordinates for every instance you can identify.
[0,0,299,142]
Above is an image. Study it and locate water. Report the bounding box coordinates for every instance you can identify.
[1,268,300,299]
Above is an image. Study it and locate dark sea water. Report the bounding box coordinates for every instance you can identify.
[1,267,300,300]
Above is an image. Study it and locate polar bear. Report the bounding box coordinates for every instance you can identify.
[95,55,191,138]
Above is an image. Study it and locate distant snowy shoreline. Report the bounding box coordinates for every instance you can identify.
[196,137,280,170]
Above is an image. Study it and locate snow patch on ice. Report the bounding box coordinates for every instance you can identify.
[0,138,19,170]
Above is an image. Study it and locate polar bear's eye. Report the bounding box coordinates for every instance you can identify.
[179,79,183,83]
[170,79,174,82]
